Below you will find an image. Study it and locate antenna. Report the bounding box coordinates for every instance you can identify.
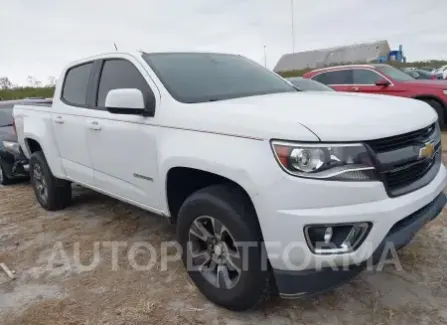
[290,0,295,53]
[263,45,267,67]
[113,42,119,51]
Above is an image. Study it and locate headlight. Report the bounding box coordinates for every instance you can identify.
[2,141,21,154]
[443,90,447,96]
[271,141,377,181]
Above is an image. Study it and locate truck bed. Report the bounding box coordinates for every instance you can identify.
[13,103,55,160]
[19,99,53,107]
[0,98,53,109]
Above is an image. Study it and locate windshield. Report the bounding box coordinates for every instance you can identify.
[416,70,432,79]
[406,69,432,80]
[0,108,14,127]
[375,65,415,82]
[287,77,334,91]
[142,53,296,103]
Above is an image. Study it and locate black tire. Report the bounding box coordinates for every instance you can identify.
[176,184,272,311]
[29,151,72,211]
[424,99,445,129]
[0,160,13,186]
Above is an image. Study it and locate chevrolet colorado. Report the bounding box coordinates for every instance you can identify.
[13,51,447,311]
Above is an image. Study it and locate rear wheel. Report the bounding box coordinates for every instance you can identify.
[176,184,272,311]
[423,99,445,129]
[29,151,72,210]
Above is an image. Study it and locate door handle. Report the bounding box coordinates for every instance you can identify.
[88,121,102,131]
[352,87,360,91]
[54,116,64,124]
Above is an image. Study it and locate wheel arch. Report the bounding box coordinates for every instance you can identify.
[23,137,66,179]
[413,94,445,108]
[24,137,43,156]
[165,166,257,225]
[413,95,446,126]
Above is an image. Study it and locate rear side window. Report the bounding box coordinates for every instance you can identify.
[313,70,353,85]
[61,63,93,106]
[96,59,154,108]
[353,69,382,84]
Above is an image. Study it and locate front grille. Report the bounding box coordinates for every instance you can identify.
[365,123,440,197]
[383,153,437,190]
[367,124,435,152]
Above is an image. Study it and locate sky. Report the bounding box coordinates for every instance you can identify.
[1,0,447,85]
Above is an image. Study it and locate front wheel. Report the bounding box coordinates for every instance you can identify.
[176,184,272,311]
[29,151,72,211]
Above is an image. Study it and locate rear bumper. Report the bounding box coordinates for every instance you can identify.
[273,192,446,298]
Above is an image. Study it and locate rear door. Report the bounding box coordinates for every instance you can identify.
[312,70,353,92]
[52,62,95,186]
[85,56,162,211]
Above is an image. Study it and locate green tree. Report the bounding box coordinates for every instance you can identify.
[0,77,12,90]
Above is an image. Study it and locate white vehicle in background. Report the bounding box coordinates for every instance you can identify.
[13,51,447,310]
[433,65,447,80]
[441,65,447,80]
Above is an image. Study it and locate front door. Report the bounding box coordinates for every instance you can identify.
[347,68,383,94]
[350,68,396,96]
[52,62,95,186]
[86,57,162,211]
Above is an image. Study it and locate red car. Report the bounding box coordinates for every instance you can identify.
[303,64,447,127]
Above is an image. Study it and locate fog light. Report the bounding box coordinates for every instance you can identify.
[324,227,333,244]
[304,223,370,254]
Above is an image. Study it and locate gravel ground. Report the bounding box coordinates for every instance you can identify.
[1,154,447,324]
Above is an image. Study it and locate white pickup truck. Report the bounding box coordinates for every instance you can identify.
[14,51,447,311]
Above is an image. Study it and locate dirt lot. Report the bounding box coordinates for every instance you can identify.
[1,155,447,324]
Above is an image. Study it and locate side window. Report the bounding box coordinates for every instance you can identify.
[61,63,93,106]
[353,69,382,84]
[312,73,331,84]
[313,70,353,85]
[96,59,155,108]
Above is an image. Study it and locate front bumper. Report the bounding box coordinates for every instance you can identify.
[274,191,446,297]
[0,149,29,179]
[253,162,447,271]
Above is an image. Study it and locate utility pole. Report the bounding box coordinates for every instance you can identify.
[291,0,295,53]
[263,45,267,67]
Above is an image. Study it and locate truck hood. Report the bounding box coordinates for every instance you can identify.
[401,79,447,88]
[0,125,17,142]
[175,91,437,142]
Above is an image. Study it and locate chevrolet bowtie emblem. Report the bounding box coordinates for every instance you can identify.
[419,142,435,159]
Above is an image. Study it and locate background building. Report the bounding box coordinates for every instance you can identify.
[274,40,396,72]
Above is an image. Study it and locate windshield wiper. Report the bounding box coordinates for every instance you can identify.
[0,124,13,127]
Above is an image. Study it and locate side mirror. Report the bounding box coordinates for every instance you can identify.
[375,79,391,87]
[105,88,154,116]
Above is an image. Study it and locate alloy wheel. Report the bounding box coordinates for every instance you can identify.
[33,163,48,203]
[188,216,242,289]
